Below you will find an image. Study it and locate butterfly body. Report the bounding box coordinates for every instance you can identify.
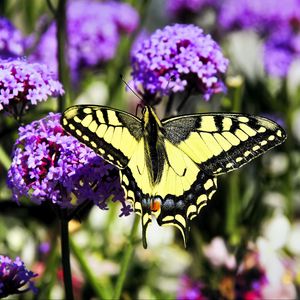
[62,105,286,248]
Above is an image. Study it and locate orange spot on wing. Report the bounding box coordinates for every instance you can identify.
[150,197,161,212]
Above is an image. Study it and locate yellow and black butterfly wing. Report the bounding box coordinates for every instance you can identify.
[148,113,286,245]
[62,105,155,246]
[162,113,286,176]
[152,140,217,247]
[62,105,143,168]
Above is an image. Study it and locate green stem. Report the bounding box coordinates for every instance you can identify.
[225,83,242,240]
[70,237,113,299]
[36,228,59,299]
[225,171,240,240]
[113,215,140,299]
[0,0,7,15]
[60,218,74,300]
[56,0,70,112]
[0,144,11,170]
[284,102,294,219]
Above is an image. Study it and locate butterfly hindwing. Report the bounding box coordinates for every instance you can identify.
[162,113,286,176]
[154,140,217,246]
[62,105,143,168]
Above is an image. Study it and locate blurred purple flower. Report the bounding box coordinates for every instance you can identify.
[109,1,139,33]
[177,275,208,300]
[264,26,300,77]
[0,59,64,116]
[235,251,268,300]
[30,0,139,79]
[7,113,129,215]
[166,0,219,17]
[219,0,300,33]
[0,255,37,298]
[39,242,51,255]
[0,17,24,58]
[131,24,228,101]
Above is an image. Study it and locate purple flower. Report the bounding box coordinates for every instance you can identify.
[234,251,268,300]
[109,1,140,33]
[0,59,64,116]
[264,26,300,77]
[7,113,128,214]
[0,255,37,298]
[219,0,300,33]
[177,276,208,300]
[131,24,228,101]
[0,18,25,58]
[30,0,139,79]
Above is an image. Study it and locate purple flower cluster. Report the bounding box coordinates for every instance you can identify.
[263,26,300,77]
[0,255,37,298]
[131,24,228,101]
[0,59,64,115]
[0,17,24,58]
[30,0,139,78]
[7,113,131,216]
[217,0,300,77]
[218,0,299,33]
[177,249,269,300]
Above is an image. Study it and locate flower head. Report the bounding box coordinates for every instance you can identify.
[7,113,128,214]
[263,26,300,77]
[219,0,300,33]
[30,0,139,79]
[131,24,228,101]
[0,17,24,58]
[0,255,37,298]
[0,59,64,116]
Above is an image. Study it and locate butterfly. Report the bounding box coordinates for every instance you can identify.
[61,105,286,248]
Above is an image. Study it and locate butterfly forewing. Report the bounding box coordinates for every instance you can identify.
[62,105,143,168]
[162,113,286,176]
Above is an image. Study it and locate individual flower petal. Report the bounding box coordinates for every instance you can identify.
[0,255,37,298]
[7,113,127,213]
[131,24,228,101]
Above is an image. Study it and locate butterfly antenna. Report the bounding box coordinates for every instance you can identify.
[166,75,175,90]
[120,74,143,102]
